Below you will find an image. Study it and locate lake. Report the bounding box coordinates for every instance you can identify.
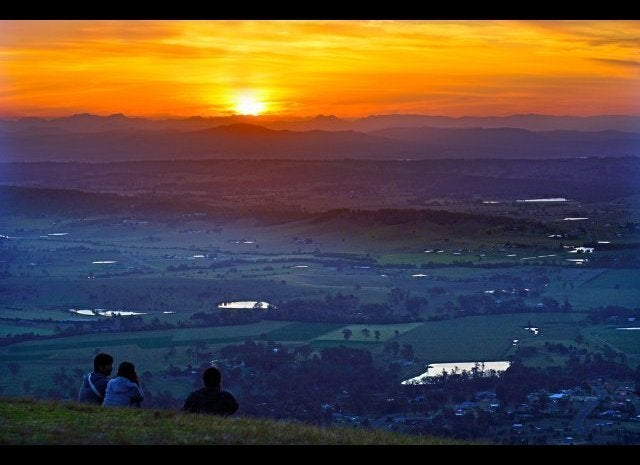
[69,308,147,316]
[402,361,511,384]
[217,301,271,309]
[517,198,567,203]
[568,247,594,253]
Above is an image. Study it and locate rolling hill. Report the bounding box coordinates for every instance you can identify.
[1,114,639,162]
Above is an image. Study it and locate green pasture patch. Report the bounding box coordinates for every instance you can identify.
[316,323,423,342]
[396,313,588,364]
[264,323,343,341]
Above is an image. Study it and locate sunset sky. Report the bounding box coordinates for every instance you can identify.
[0,20,639,118]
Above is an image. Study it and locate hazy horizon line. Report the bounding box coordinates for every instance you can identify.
[3,112,640,122]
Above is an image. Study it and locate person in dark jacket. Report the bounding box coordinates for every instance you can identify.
[183,366,238,416]
[78,352,114,404]
[103,361,144,408]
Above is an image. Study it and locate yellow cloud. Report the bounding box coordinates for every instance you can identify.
[0,20,638,117]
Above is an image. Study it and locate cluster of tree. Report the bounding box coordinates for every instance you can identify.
[315,208,544,231]
[381,340,415,360]
[8,158,640,211]
[215,340,398,424]
[0,332,47,347]
[0,316,177,347]
[189,309,262,326]
[0,184,313,226]
[260,295,415,324]
[587,305,640,324]
[427,295,572,321]
[201,338,635,436]
[262,295,360,323]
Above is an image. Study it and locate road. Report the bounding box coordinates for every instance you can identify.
[570,397,600,436]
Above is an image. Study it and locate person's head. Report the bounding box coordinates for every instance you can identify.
[117,361,137,382]
[94,353,114,376]
[203,366,222,389]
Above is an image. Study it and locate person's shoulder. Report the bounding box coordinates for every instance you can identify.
[117,376,138,387]
[221,390,237,400]
[186,387,205,398]
[92,373,110,385]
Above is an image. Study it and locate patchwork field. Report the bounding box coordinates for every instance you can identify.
[3,311,635,402]
[1,185,639,408]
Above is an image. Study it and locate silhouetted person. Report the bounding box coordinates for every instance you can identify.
[103,361,144,408]
[183,366,238,416]
[78,352,113,404]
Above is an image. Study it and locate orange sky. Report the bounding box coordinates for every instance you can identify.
[0,20,639,118]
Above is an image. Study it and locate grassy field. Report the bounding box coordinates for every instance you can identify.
[0,323,56,337]
[316,323,423,342]
[565,288,640,310]
[2,207,640,404]
[0,397,461,445]
[544,267,640,310]
[264,322,343,341]
[533,267,640,310]
[4,321,294,356]
[0,312,615,400]
[582,268,640,290]
[395,313,590,365]
[3,208,640,322]
[585,326,640,356]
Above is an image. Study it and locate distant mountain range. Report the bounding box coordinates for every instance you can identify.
[269,113,640,133]
[1,113,639,162]
[3,112,640,133]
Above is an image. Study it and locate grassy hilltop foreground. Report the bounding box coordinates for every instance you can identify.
[0,397,462,445]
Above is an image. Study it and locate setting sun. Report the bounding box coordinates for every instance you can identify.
[233,95,266,116]
[0,20,638,118]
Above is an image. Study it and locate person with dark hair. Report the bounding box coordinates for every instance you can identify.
[78,352,114,404]
[183,366,238,416]
[103,361,144,408]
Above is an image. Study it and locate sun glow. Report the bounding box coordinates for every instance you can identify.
[233,95,266,116]
[1,21,639,117]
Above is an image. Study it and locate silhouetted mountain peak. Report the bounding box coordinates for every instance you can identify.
[204,123,276,135]
[66,113,95,119]
[313,114,341,121]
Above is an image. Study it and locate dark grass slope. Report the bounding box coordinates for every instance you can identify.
[0,397,464,445]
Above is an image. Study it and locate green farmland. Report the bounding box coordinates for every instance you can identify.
[2,312,636,402]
